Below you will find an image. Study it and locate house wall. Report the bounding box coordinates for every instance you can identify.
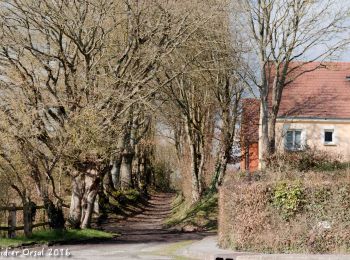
[275,119,350,161]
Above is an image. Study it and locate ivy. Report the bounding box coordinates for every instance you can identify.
[272,181,304,220]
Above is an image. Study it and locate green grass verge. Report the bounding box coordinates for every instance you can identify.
[150,240,196,260]
[165,192,218,231]
[100,188,144,213]
[0,229,116,248]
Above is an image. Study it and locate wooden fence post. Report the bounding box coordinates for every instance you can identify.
[8,203,16,238]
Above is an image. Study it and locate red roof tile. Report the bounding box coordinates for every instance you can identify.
[276,62,350,119]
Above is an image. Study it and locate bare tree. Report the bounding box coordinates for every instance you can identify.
[189,3,245,189]
[158,0,242,202]
[117,104,151,190]
[209,70,244,190]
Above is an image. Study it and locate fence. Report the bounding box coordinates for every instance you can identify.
[0,204,50,238]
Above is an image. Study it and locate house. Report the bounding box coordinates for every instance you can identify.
[241,62,350,171]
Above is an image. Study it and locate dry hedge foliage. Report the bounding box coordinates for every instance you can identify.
[218,170,350,253]
[266,147,345,172]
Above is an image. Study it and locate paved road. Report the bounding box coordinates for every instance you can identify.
[1,241,195,259]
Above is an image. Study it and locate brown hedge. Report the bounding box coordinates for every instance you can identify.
[218,171,350,253]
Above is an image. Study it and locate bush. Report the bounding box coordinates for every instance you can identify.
[152,161,173,192]
[218,170,350,253]
[266,147,345,172]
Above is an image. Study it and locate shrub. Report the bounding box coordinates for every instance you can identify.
[218,170,350,253]
[152,161,173,192]
[267,147,345,172]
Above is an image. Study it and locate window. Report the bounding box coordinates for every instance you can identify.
[285,130,302,150]
[324,129,334,145]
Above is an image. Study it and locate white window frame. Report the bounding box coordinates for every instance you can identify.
[285,129,303,151]
[324,129,335,146]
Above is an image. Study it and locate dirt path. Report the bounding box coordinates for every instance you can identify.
[100,192,211,243]
[31,193,215,259]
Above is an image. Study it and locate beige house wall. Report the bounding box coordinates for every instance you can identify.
[275,119,350,161]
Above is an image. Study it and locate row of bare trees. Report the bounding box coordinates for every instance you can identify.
[157,1,246,202]
[0,0,216,230]
[0,0,245,230]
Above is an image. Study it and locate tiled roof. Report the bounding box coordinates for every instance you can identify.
[276,62,350,119]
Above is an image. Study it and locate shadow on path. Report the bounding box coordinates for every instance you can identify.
[98,192,215,244]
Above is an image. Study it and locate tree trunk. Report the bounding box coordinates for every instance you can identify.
[111,158,121,189]
[217,157,228,187]
[268,113,277,155]
[31,171,65,229]
[80,168,102,228]
[111,135,125,189]
[81,188,99,228]
[103,167,113,193]
[119,105,135,190]
[211,147,229,190]
[259,97,269,169]
[267,78,285,156]
[68,173,84,228]
[189,142,201,203]
[23,200,34,237]
[68,167,102,229]
[197,139,205,195]
[137,152,147,194]
[120,154,133,190]
[43,198,65,230]
[184,113,203,203]
[211,92,238,189]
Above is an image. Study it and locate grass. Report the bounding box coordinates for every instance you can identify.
[100,188,145,214]
[165,192,218,231]
[0,229,116,248]
[150,240,196,260]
